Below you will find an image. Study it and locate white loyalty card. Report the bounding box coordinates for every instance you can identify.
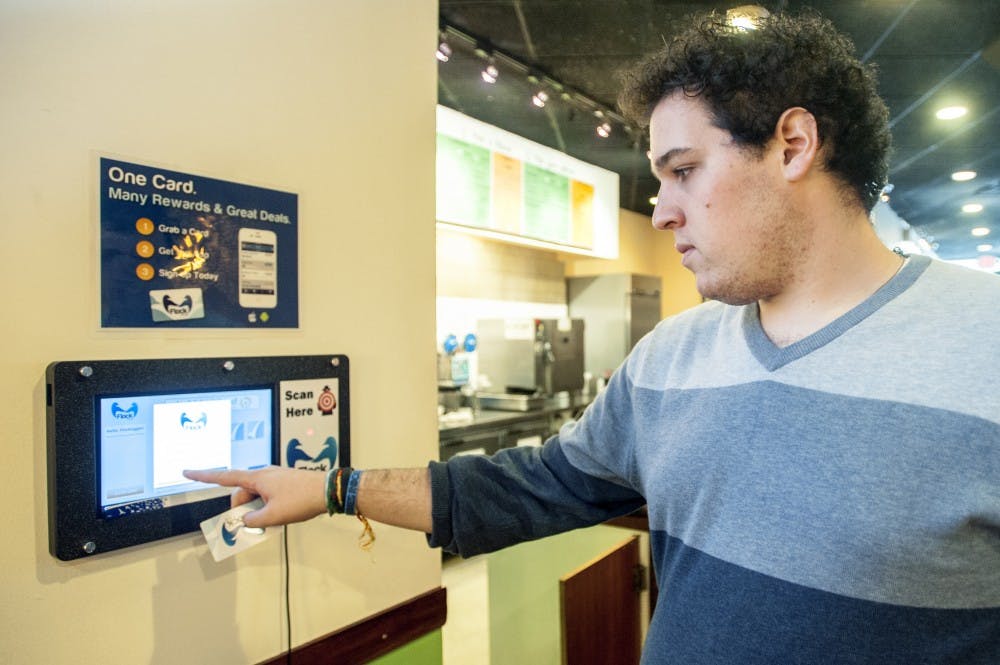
[199,498,275,562]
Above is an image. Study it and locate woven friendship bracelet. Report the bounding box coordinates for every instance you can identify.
[343,469,362,516]
[324,467,374,551]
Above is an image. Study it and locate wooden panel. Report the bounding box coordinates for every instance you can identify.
[605,509,658,617]
[560,536,641,665]
[259,587,446,665]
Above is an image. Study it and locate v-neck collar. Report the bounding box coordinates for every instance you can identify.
[742,254,931,371]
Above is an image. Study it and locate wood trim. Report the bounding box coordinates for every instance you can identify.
[260,587,447,665]
[605,513,649,531]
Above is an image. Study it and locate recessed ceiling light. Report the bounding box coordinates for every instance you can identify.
[977,244,993,252]
[951,170,977,181]
[649,196,658,206]
[971,227,991,237]
[962,203,984,214]
[935,106,968,120]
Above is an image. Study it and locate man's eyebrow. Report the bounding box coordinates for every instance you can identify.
[651,147,693,173]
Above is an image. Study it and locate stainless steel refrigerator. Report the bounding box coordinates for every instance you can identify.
[567,273,662,378]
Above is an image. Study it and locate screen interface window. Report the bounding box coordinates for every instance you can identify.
[98,388,272,516]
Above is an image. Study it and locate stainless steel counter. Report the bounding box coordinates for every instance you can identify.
[438,392,595,459]
[438,392,594,435]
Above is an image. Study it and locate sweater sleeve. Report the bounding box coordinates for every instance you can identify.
[426,363,645,557]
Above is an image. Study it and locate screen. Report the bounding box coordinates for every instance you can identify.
[98,387,272,517]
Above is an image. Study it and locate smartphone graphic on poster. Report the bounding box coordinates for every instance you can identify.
[238,228,277,309]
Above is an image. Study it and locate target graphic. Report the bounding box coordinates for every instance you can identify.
[317,386,337,415]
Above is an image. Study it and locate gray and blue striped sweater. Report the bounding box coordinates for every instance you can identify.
[429,255,1000,663]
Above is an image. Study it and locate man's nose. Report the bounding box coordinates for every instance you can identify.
[651,187,684,231]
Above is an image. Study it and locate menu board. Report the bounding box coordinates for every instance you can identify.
[436,106,618,258]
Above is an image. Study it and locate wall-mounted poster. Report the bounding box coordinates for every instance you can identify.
[98,156,298,328]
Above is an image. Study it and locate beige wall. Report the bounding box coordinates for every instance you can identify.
[0,2,438,663]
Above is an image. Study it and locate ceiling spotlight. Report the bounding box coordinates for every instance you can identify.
[648,196,658,206]
[596,121,612,138]
[971,227,991,237]
[531,91,549,108]
[935,106,968,120]
[962,203,984,214]
[951,170,977,181]
[977,244,994,252]
[436,37,452,63]
[481,61,499,84]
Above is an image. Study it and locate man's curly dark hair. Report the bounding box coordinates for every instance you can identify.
[619,11,891,212]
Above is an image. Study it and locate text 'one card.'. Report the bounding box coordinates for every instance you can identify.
[200,498,276,562]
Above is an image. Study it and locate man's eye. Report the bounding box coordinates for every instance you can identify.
[674,167,692,181]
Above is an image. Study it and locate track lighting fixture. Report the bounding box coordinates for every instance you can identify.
[436,39,452,62]
[481,60,499,83]
[439,23,638,145]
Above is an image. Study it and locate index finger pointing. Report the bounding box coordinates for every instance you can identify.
[183,468,252,487]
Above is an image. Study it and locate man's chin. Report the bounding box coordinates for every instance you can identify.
[696,280,758,307]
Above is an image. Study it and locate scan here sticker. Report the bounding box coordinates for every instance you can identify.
[279,379,340,470]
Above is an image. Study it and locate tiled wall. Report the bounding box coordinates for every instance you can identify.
[436,227,566,303]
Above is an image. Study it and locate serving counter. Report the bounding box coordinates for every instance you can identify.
[438,392,593,460]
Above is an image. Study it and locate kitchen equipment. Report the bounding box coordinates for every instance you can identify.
[476,392,547,411]
[476,318,585,398]
[567,273,661,377]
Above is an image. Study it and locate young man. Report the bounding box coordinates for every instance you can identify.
[187,11,1000,663]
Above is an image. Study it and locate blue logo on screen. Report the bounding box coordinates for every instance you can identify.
[285,436,338,471]
[181,412,208,430]
[111,402,139,419]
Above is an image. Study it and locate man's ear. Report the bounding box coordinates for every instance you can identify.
[774,107,819,182]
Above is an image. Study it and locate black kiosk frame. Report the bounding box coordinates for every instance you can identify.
[46,355,350,561]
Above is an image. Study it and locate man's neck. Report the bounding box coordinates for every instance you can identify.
[757,217,905,348]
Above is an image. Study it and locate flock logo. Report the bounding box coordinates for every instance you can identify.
[221,518,242,547]
[111,402,139,419]
[149,288,205,322]
[285,437,338,471]
[162,293,193,316]
[180,412,208,430]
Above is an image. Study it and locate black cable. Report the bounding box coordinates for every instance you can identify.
[284,526,292,665]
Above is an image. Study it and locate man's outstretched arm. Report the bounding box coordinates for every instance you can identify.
[182,466,432,533]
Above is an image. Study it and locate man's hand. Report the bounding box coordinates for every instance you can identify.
[183,466,326,528]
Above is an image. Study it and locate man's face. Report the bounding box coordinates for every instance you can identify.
[649,92,809,305]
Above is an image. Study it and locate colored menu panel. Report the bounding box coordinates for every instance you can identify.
[571,180,595,248]
[492,152,522,234]
[522,163,571,244]
[436,134,491,228]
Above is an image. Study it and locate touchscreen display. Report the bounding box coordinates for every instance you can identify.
[98,387,272,517]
